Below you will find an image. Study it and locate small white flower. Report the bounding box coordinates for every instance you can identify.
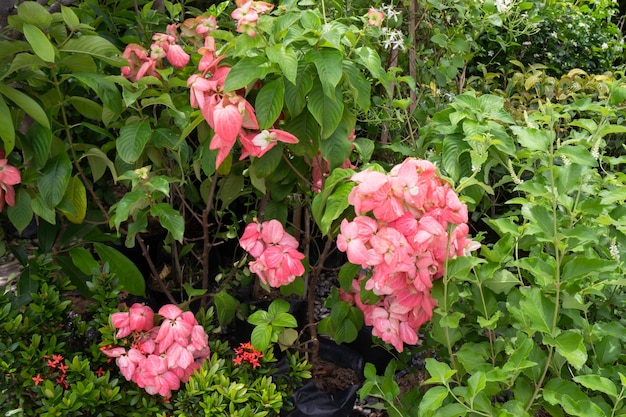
[550,31,558,38]
[522,41,532,46]
[487,50,494,57]
[610,242,620,262]
[602,42,609,50]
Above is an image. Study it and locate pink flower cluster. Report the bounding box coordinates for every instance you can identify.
[240,219,306,287]
[186,23,298,168]
[231,0,274,37]
[121,24,190,82]
[337,158,479,352]
[101,304,210,398]
[0,152,21,211]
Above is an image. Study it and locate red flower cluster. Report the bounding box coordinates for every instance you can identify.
[337,158,479,352]
[102,304,210,398]
[239,219,305,287]
[233,342,263,368]
[32,354,68,389]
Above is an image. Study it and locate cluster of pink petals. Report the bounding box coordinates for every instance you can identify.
[186,28,298,168]
[337,158,479,352]
[102,304,210,398]
[121,24,190,82]
[0,155,21,211]
[231,0,274,37]
[366,8,385,27]
[239,219,305,287]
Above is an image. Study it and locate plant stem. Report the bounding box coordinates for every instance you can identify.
[200,172,219,306]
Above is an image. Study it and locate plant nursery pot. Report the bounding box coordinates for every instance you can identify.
[286,337,364,417]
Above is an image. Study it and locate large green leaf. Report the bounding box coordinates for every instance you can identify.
[305,48,343,99]
[69,246,101,275]
[7,190,33,234]
[510,126,553,152]
[117,120,152,163]
[307,78,343,139]
[23,23,55,63]
[266,44,298,85]
[66,96,102,121]
[251,323,273,352]
[319,184,354,234]
[0,95,15,154]
[223,56,267,92]
[31,195,56,224]
[284,63,314,118]
[17,2,52,29]
[26,123,51,170]
[60,36,125,66]
[518,287,555,334]
[94,243,145,296]
[56,175,87,224]
[0,84,50,129]
[545,330,587,370]
[255,78,284,130]
[150,203,184,243]
[320,108,356,170]
[38,152,72,208]
[214,290,239,325]
[342,61,371,111]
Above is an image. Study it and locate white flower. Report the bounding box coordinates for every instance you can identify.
[550,31,558,38]
[602,42,609,50]
[381,3,401,22]
[494,0,513,13]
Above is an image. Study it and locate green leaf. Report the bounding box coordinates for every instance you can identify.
[573,375,618,398]
[308,78,344,139]
[69,247,100,275]
[543,378,606,417]
[31,195,56,224]
[150,203,184,243]
[343,61,371,111]
[17,2,52,28]
[0,95,15,154]
[23,23,55,63]
[510,126,553,152]
[251,324,273,352]
[81,147,117,182]
[38,152,72,208]
[27,123,51,170]
[354,46,385,81]
[249,139,282,176]
[7,190,32,234]
[433,403,467,417]
[319,182,354,235]
[0,84,49,129]
[60,36,125,66]
[255,78,284,130]
[424,358,456,385]
[268,299,290,316]
[223,56,267,91]
[522,203,555,241]
[60,6,80,30]
[518,287,555,334]
[94,243,145,296]
[117,121,151,163]
[338,262,361,290]
[305,48,343,99]
[6,52,46,77]
[57,175,87,224]
[320,109,356,170]
[284,64,314,118]
[266,44,298,85]
[467,371,487,402]
[545,330,587,370]
[419,386,449,416]
[271,312,298,328]
[66,96,103,121]
[214,291,239,325]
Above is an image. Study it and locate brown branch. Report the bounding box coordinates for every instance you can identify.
[136,234,177,304]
